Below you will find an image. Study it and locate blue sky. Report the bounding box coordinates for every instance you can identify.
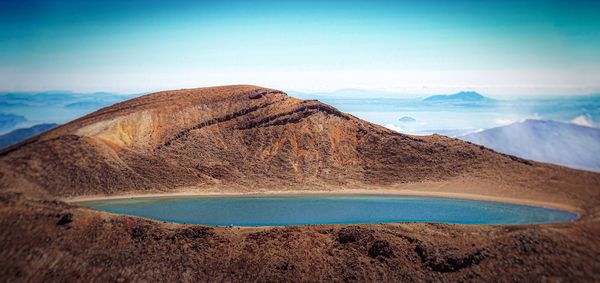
[1,0,599,95]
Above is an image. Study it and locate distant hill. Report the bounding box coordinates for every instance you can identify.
[415,128,479,137]
[0,91,138,108]
[398,116,416,122]
[424,91,493,104]
[65,101,113,109]
[0,123,58,148]
[287,89,405,99]
[0,91,78,106]
[0,113,26,132]
[459,119,600,171]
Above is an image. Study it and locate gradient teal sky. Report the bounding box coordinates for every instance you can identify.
[1,0,599,94]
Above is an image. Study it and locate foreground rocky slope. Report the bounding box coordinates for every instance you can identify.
[1,192,599,282]
[1,85,599,282]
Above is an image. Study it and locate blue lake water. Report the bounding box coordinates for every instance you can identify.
[82,195,578,226]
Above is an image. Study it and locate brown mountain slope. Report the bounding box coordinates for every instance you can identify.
[1,85,599,211]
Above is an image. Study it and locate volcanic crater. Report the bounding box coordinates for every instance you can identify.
[1,85,599,282]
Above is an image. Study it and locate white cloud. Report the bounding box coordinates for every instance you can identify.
[494,114,541,126]
[571,115,594,127]
[494,118,515,126]
[384,124,404,133]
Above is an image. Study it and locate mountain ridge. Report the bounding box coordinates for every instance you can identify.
[0,85,545,199]
[460,119,600,171]
[424,91,492,102]
[0,123,58,149]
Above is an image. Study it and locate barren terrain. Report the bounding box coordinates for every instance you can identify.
[1,85,599,282]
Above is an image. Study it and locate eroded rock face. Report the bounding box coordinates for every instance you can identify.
[415,241,486,273]
[368,240,394,258]
[56,213,73,226]
[337,226,373,244]
[0,85,534,197]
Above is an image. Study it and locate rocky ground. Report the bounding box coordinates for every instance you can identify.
[1,192,599,282]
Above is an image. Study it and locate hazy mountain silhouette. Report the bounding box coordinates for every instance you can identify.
[0,113,26,132]
[0,123,58,148]
[460,119,600,171]
[424,91,493,102]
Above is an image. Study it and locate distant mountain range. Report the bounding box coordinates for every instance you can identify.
[415,128,480,137]
[288,89,495,101]
[286,89,406,100]
[398,116,416,122]
[0,91,138,108]
[0,91,141,133]
[0,123,58,148]
[459,119,600,171]
[424,91,494,105]
[0,113,26,132]
[64,101,115,109]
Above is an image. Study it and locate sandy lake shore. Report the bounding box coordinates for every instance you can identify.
[64,185,582,215]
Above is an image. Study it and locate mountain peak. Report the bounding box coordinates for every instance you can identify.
[460,119,600,171]
[424,91,490,102]
[0,85,531,197]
